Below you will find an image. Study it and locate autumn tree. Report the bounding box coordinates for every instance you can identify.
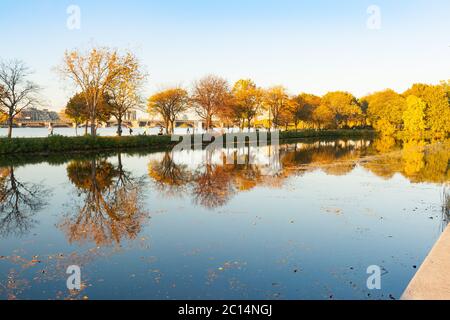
[403,96,427,139]
[231,79,263,131]
[279,101,294,131]
[321,91,362,128]
[404,83,450,138]
[148,88,190,134]
[65,92,113,135]
[362,89,406,136]
[312,104,334,129]
[216,96,240,130]
[263,86,290,130]
[65,93,89,136]
[288,95,304,131]
[0,60,40,138]
[192,75,230,131]
[299,94,322,129]
[58,47,133,136]
[289,94,321,130]
[105,53,146,136]
[442,80,450,95]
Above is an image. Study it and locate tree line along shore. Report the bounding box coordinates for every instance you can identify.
[0,129,376,156]
[1,46,449,143]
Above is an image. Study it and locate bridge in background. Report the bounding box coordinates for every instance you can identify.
[14,118,216,130]
[106,119,220,130]
[16,119,73,128]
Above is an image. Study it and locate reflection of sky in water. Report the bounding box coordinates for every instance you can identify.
[0,139,448,300]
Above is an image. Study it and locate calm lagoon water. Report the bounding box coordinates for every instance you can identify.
[0,138,449,300]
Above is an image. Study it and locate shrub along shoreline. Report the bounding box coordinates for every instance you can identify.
[0,129,376,156]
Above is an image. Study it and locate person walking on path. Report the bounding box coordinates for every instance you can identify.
[48,123,54,136]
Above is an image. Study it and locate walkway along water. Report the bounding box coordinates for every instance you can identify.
[403,186,450,299]
[402,224,450,300]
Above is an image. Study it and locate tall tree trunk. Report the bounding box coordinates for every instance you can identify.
[205,116,211,132]
[117,117,123,137]
[165,120,170,135]
[90,115,96,136]
[268,111,272,133]
[84,120,88,135]
[7,115,13,139]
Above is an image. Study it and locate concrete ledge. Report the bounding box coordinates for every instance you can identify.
[402,226,450,300]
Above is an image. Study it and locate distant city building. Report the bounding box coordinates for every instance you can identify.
[18,107,60,122]
[123,110,137,121]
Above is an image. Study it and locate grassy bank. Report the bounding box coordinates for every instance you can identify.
[279,129,376,140]
[0,135,175,155]
[0,129,376,156]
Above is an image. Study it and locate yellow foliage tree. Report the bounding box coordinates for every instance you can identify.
[312,104,334,129]
[0,111,6,124]
[263,86,290,130]
[363,89,407,135]
[58,47,137,136]
[105,52,146,136]
[321,91,362,128]
[297,93,321,129]
[148,88,190,134]
[402,96,427,139]
[404,83,450,138]
[231,79,263,131]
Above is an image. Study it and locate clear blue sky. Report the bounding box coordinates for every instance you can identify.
[1,0,449,110]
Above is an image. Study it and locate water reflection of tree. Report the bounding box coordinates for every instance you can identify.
[192,164,235,209]
[146,141,370,209]
[281,141,363,176]
[229,163,263,191]
[148,151,258,209]
[363,139,450,184]
[146,138,450,209]
[61,154,147,246]
[0,167,48,237]
[372,136,397,153]
[148,152,192,197]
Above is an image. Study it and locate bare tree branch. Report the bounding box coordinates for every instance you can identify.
[0,59,41,138]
